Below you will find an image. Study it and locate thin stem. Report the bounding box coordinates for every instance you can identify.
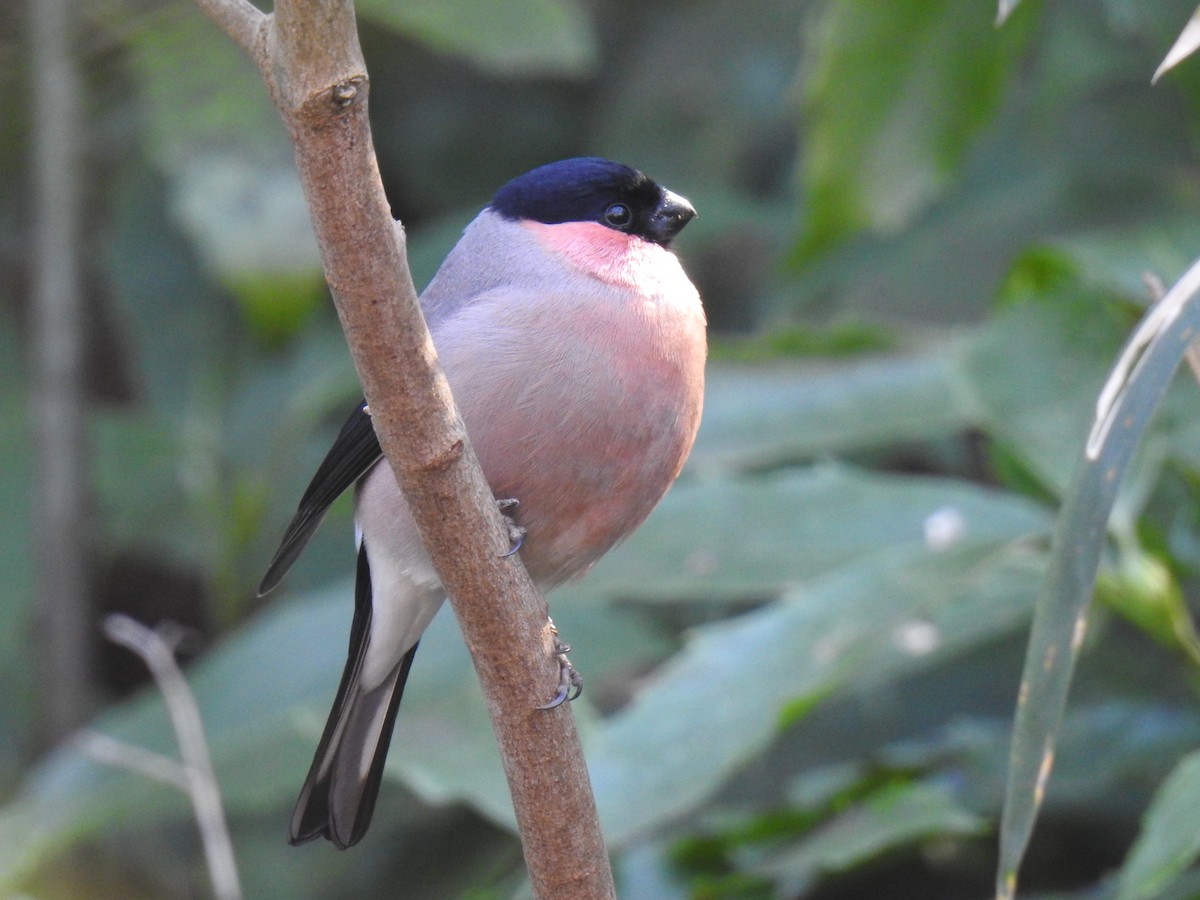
[190,0,266,58]
[29,0,93,743]
[103,615,243,900]
[77,731,191,792]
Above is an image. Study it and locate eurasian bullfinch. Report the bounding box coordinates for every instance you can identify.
[259,158,706,849]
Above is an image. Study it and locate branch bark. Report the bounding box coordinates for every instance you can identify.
[30,0,94,743]
[190,1,615,895]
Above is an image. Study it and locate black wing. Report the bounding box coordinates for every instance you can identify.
[258,401,383,596]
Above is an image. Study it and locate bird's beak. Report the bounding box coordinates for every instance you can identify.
[647,189,696,246]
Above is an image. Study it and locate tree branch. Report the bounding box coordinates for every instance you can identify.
[188,1,615,895]
[190,0,266,59]
[29,0,94,743]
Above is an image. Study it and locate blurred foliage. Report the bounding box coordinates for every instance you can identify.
[7,0,1200,897]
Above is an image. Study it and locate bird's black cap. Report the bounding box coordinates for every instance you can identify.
[490,157,695,247]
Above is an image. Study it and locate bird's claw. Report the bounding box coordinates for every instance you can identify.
[496,498,526,558]
[538,624,583,709]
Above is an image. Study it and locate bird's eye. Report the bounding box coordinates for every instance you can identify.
[604,203,633,228]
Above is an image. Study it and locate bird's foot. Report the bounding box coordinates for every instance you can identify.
[537,619,583,709]
[496,498,527,558]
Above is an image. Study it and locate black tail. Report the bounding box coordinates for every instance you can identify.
[289,544,418,849]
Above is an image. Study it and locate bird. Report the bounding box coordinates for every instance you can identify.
[259,157,706,849]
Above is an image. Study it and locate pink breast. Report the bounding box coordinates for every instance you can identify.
[463,302,703,587]
[522,220,671,291]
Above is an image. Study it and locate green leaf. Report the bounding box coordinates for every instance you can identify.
[121,7,323,305]
[119,6,284,173]
[688,352,977,473]
[1117,750,1200,900]
[795,0,1033,262]
[1096,549,1200,667]
[754,780,985,896]
[996,255,1200,900]
[957,295,1128,494]
[709,321,896,361]
[168,155,325,324]
[1041,220,1197,303]
[357,0,597,76]
[589,538,1044,844]
[568,465,1050,605]
[91,409,193,563]
[107,162,247,420]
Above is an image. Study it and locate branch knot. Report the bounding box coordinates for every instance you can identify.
[330,76,365,109]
